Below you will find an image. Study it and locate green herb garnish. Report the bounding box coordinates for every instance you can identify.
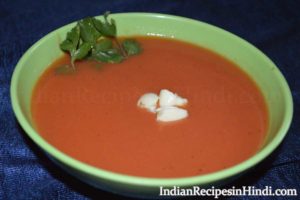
[122,39,141,56]
[59,11,142,71]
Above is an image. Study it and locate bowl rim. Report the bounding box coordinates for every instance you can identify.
[10,12,293,187]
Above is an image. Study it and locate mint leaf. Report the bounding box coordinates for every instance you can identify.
[92,48,123,63]
[58,12,142,73]
[73,42,92,61]
[93,11,116,37]
[94,38,113,51]
[67,25,80,45]
[79,17,101,43]
[60,25,80,52]
[122,39,141,56]
[60,40,74,52]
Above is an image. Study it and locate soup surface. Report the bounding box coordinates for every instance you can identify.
[32,37,268,178]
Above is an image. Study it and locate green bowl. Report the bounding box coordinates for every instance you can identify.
[10,13,293,198]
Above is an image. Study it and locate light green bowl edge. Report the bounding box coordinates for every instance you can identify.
[10,13,293,187]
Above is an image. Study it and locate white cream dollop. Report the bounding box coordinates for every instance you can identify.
[137,89,189,122]
[159,89,188,107]
[137,93,159,113]
[156,106,188,122]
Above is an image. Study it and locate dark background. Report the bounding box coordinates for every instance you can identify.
[0,0,299,199]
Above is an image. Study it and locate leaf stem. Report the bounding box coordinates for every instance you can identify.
[113,38,128,58]
[71,57,76,70]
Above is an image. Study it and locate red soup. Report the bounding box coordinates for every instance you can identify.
[31,37,268,178]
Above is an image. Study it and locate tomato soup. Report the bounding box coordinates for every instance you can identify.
[31,37,268,178]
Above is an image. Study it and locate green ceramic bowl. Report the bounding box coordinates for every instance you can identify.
[11,13,293,198]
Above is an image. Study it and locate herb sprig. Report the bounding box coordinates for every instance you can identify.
[58,12,141,73]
